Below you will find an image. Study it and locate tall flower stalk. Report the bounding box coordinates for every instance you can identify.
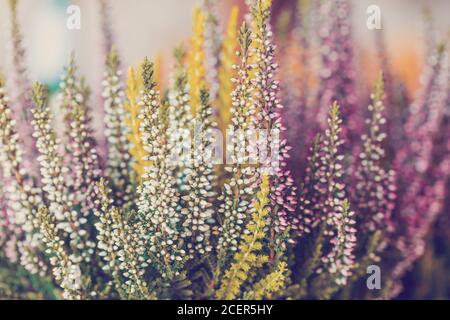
[202,0,222,101]
[216,22,259,263]
[251,0,297,255]
[166,46,194,193]
[0,79,45,275]
[137,59,185,279]
[124,65,147,183]
[31,83,95,266]
[6,0,39,178]
[182,90,216,258]
[59,54,102,214]
[188,6,208,115]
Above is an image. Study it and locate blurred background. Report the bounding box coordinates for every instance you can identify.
[0,0,449,96]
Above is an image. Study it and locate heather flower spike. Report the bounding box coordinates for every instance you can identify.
[102,48,133,207]
[59,54,102,214]
[217,6,240,132]
[166,46,194,192]
[390,43,449,292]
[1,0,449,301]
[137,58,185,279]
[250,0,297,251]
[7,0,40,178]
[0,78,46,275]
[317,199,356,288]
[217,21,259,262]
[216,176,270,300]
[188,6,208,115]
[181,89,216,258]
[353,74,396,235]
[38,207,84,300]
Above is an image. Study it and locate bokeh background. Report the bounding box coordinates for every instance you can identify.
[0,0,449,97]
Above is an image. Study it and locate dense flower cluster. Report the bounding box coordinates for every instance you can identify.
[1,0,449,300]
[137,59,186,279]
[102,49,133,207]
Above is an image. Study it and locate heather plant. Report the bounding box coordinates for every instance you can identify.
[1,0,450,300]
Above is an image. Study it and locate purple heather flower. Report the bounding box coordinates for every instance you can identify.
[315,0,360,145]
[352,75,397,237]
[390,44,449,287]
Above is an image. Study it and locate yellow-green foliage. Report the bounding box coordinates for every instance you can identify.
[154,53,163,90]
[216,176,270,300]
[244,261,288,300]
[188,6,207,116]
[124,65,148,182]
[217,6,239,132]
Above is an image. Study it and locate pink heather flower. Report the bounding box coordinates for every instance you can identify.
[250,1,297,242]
[6,0,40,178]
[353,75,396,237]
[31,82,96,264]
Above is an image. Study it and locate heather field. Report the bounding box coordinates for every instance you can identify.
[0,0,449,300]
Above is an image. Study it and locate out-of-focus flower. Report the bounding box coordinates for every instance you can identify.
[102,49,133,207]
[137,58,186,279]
[6,0,40,178]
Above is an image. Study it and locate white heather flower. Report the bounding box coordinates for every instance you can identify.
[0,82,46,275]
[321,200,357,285]
[102,49,132,207]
